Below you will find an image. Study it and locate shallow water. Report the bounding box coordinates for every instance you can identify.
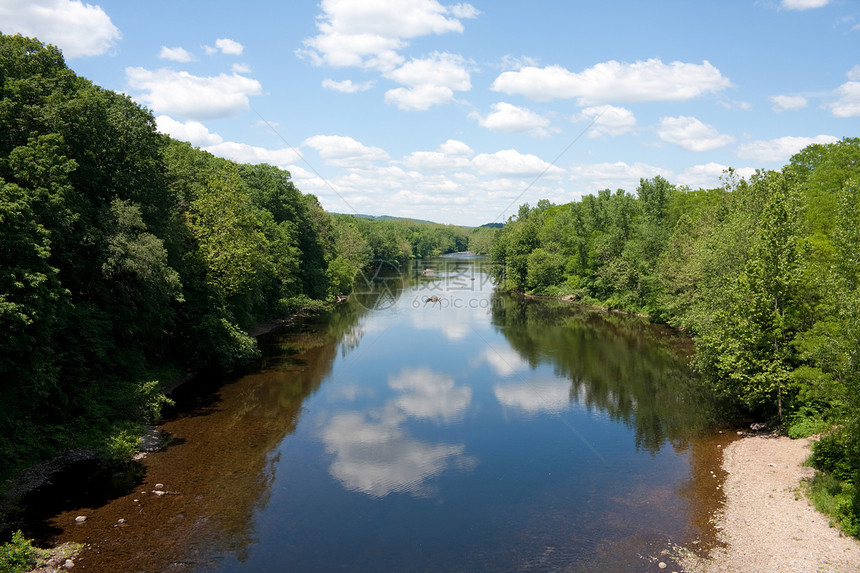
[31,256,730,572]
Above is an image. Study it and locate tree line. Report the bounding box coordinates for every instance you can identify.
[489,138,860,533]
[0,34,469,481]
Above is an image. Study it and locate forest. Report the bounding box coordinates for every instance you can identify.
[489,140,860,533]
[2,30,860,563]
[0,34,472,488]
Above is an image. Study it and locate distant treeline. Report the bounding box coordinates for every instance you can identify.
[489,139,860,533]
[0,35,470,478]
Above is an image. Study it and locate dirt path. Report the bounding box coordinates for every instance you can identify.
[679,435,860,573]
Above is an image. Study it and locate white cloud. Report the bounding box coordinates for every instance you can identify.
[656,116,735,152]
[322,78,375,92]
[125,67,262,120]
[568,161,671,193]
[155,115,222,147]
[770,94,808,112]
[299,0,478,71]
[578,104,636,138]
[491,59,730,104]
[472,102,554,138]
[232,62,252,74]
[321,410,471,498]
[828,81,860,117]
[204,141,302,168]
[214,37,244,55]
[494,378,572,414]
[676,163,756,190]
[158,46,194,62]
[848,65,860,81]
[472,149,564,177]
[402,139,474,170]
[718,99,753,111]
[737,135,838,162]
[781,0,830,9]
[384,52,473,110]
[302,134,390,166]
[388,367,471,422]
[479,347,528,377]
[0,0,120,58]
[500,54,540,72]
[385,84,455,110]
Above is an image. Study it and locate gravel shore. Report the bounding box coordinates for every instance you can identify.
[679,435,860,573]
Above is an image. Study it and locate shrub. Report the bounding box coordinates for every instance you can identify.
[0,531,36,573]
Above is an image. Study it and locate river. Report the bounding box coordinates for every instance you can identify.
[23,255,733,572]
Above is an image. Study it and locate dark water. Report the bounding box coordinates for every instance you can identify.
[33,255,732,572]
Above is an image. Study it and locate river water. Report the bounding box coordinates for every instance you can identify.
[27,255,733,572]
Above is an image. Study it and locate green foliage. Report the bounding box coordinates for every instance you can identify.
[806,472,860,537]
[104,421,144,463]
[0,531,36,573]
[811,429,854,482]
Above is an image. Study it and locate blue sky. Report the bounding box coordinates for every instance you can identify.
[2,0,858,226]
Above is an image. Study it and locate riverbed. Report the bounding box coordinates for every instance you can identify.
[22,256,732,572]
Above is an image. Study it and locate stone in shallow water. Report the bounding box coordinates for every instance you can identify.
[74,515,86,523]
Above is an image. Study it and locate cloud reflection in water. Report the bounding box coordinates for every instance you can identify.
[322,367,475,498]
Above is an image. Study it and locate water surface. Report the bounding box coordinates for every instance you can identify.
[36,256,728,572]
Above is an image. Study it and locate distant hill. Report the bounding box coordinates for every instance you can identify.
[479,222,504,228]
[333,213,462,226]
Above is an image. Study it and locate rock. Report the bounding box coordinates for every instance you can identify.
[64,559,75,569]
[118,518,127,524]
[658,562,667,569]
[74,515,86,523]
[153,490,166,496]
[154,483,164,490]
[750,422,768,431]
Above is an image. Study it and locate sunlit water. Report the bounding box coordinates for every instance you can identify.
[31,255,731,572]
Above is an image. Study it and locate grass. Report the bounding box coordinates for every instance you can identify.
[804,470,860,538]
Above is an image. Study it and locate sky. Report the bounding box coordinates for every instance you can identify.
[2,0,858,226]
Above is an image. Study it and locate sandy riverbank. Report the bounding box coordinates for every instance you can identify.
[678,435,860,573]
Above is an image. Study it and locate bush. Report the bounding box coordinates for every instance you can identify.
[105,421,144,463]
[811,429,854,482]
[0,530,36,573]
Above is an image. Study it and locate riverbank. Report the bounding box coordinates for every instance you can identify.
[677,434,860,573]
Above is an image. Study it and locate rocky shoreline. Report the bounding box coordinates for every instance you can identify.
[676,434,860,573]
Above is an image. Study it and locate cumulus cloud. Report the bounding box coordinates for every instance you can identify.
[472,102,554,137]
[676,163,756,190]
[491,58,730,104]
[402,139,474,170]
[568,161,671,193]
[578,104,637,138]
[321,410,471,498]
[656,116,735,152]
[385,84,456,110]
[384,52,473,110]
[828,80,860,117]
[737,135,838,162]
[298,0,478,71]
[472,149,564,177]
[322,78,375,92]
[204,141,302,168]
[770,94,808,112]
[781,0,830,9]
[126,67,262,119]
[494,378,572,414]
[388,368,471,422]
[155,115,222,147]
[302,134,390,166]
[0,0,120,57]
[205,37,244,56]
[158,46,194,62]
